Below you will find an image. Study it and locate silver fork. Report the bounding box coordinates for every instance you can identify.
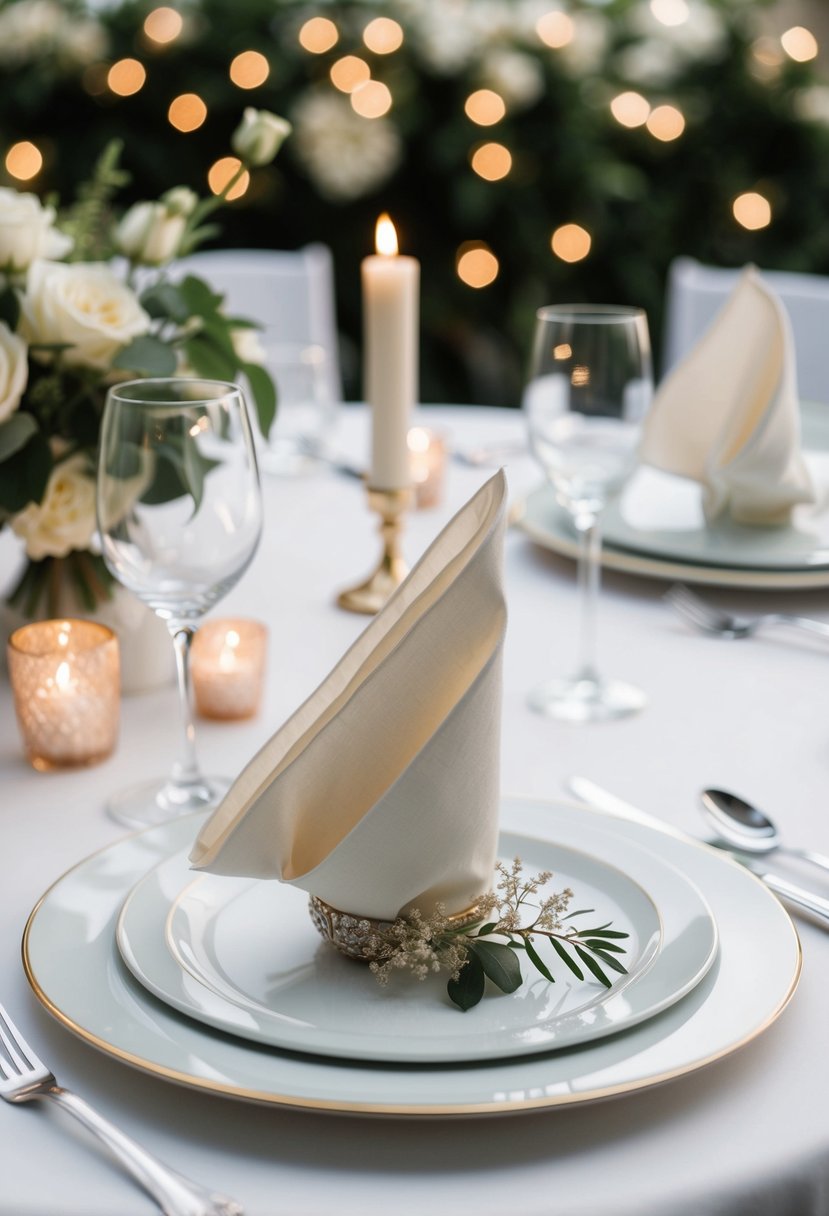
[0,1001,242,1216]
[665,583,829,642]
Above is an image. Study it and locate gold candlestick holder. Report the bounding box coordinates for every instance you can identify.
[337,485,413,615]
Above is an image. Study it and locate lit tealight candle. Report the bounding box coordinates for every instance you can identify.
[408,426,448,509]
[191,618,268,720]
[362,214,420,490]
[7,619,120,771]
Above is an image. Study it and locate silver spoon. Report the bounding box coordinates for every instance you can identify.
[700,788,829,873]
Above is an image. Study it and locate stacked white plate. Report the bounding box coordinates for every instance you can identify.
[518,401,829,590]
[23,797,800,1116]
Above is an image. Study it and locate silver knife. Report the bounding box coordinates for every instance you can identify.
[566,775,829,929]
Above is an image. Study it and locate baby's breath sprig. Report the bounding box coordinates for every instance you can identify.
[367,858,629,1011]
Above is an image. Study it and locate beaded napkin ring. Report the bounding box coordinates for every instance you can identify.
[309,894,482,961]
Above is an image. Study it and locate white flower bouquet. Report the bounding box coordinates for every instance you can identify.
[0,108,290,617]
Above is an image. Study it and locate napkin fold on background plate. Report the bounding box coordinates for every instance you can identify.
[190,470,508,921]
[639,265,816,525]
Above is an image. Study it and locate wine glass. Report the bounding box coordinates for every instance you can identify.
[523,305,653,723]
[96,378,263,827]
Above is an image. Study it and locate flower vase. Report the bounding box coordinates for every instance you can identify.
[1,540,174,696]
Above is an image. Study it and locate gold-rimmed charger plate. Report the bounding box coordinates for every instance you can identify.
[23,797,800,1117]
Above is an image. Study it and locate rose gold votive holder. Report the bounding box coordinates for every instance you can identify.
[7,619,120,772]
[191,618,268,720]
[408,426,447,509]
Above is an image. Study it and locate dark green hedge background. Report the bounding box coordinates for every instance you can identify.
[2,0,828,405]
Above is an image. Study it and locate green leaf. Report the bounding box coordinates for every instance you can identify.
[0,285,20,330]
[563,908,595,920]
[468,940,522,994]
[243,362,277,437]
[225,316,259,329]
[589,949,628,976]
[447,949,485,1011]
[113,335,178,376]
[582,939,626,953]
[179,223,221,256]
[524,936,555,982]
[182,334,236,381]
[0,413,38,462]
[550,937,584,981]
[0,432,51,513]
[140,282,191,324]
[473,922,499,937]
[574,945,612,989]
[139,450,189,505]
[177,273,225,318]
[579,929,629,940]
[183,441,219,514]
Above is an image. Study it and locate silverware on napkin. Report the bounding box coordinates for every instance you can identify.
[0,999,242,1216]
[566,776,829,930]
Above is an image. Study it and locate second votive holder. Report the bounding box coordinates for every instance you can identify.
[408,426,447,509]
[191,618,268,720]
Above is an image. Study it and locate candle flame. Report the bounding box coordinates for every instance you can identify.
[218,629,242,672]
[407,426,430,453]
[55,661,71,690]
[375,213,398,256]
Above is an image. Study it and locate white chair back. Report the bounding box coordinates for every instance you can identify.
[175,243,342,401]
[662,257,829,404]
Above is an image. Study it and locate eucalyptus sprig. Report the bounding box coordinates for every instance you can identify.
[367,858,629,1012]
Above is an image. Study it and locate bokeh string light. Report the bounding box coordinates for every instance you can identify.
[168,93,207,133]
[230,50,270,89]
[143,6,183,45]
[5,141,43,181]
[107,58,146,97]
[456,243,499,289]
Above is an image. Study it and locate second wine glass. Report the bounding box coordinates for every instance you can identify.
[523,305,653,723]
[97,377,263,827]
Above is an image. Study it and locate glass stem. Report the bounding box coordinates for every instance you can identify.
[573,510,602,686]
[169,624,200,787]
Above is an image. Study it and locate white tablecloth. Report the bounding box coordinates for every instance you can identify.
[2,404,829,1216]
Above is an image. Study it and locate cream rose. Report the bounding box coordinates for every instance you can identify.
[22,260,150,370]
[232,108,292,167]
[0,187,73,273]
[231,326,266,366]
[161,186,198,217]
[11,452,96,559]
[115,200,187,266]
[0,321,28,422]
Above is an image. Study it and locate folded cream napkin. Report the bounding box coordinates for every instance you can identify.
[639,266,815,525]
[190,470,508,921]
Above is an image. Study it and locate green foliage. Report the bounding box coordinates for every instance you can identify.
[367,857,629,1011]
[60,139,130,262]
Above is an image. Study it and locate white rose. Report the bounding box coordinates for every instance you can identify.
[0,187,73,273]
[292,92,401,201]
[115,201,186,265]
[231,326,266,366]
[22,260,150,370]
[162,186,199,217]
[231,108,292,167]
[0,321,28,423]
[11,452,96,559]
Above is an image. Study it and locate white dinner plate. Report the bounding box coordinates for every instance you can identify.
[23,798,799,1116]
[518,402,829,589]
[115,829,717,1062]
